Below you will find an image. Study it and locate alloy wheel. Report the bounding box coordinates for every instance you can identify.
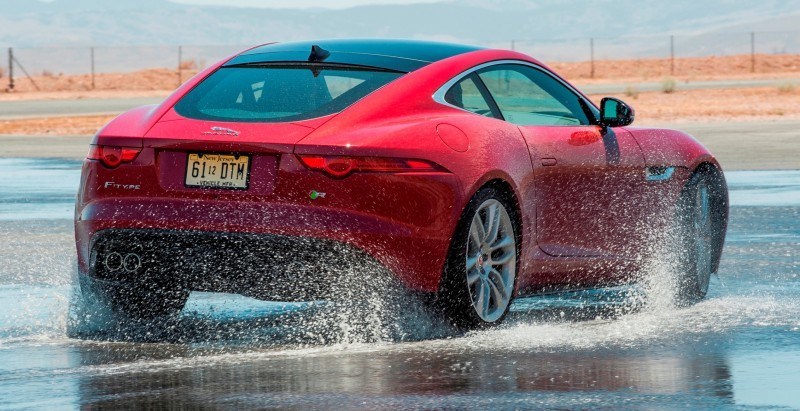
[466,199,517,323]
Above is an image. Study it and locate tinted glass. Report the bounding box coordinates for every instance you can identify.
[175,67,403,122]
[477,64,592,126]
[444,74,497,118]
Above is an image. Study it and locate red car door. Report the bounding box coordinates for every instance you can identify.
[475,63,646,259]
[519,124,646,257]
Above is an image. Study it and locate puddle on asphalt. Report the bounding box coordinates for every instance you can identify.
[0,158,799,408]
[0,158,81,221]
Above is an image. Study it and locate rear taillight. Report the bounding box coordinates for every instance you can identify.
[87,145,141,168]
[296,155,444,179]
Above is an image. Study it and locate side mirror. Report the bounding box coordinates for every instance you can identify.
[600,97,635,127]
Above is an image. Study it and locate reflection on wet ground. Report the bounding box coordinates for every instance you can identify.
[0,159,798,409]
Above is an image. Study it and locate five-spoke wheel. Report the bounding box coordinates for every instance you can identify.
[466,199,517,323]
[438,186,519,328]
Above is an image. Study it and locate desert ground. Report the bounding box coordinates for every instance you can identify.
[1,53,798,170]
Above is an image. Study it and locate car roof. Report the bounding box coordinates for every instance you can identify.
[224,39,485,72]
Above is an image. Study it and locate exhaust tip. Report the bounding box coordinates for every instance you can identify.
[123,253,142,272]
[104,252,123,271]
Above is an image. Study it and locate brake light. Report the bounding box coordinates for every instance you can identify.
[296,155,444,179]
[87,145,142,168]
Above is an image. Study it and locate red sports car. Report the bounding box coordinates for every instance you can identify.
[74,39,728,329]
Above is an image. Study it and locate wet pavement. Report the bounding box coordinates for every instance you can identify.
[0,158,799,409]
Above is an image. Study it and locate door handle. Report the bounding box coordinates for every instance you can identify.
[541,158,557,166]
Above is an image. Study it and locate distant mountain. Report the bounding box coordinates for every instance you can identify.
[2,0,798,47]
[1,0,798,74]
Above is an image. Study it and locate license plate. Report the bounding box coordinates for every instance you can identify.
[185,153,250,189]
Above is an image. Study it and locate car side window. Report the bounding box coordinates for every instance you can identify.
[477,64,592,126]
[444,74,498,119]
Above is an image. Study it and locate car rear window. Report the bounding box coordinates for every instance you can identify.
[174,66,404,122]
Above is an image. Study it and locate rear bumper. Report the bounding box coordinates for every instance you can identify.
[85,228,393,301]
[76,197,453,294]
[75,152,464,294]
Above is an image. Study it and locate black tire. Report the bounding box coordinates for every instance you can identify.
[436,186,520,329]
[672,167,727,305]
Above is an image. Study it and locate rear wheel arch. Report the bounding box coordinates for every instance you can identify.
[460,178,523,253]
[483,179,523,245]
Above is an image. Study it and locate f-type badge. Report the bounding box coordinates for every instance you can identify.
[202,126,240,137]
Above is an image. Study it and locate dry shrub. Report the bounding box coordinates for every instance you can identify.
[624,85,639,99]
[661,77,677,94]
[777,81,796,94]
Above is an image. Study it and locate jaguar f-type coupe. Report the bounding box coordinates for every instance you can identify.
[74,39,728,329]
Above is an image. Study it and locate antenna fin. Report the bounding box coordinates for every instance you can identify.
[308,45,330,62]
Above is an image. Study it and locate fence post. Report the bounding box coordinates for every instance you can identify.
[90,47,95,90]
[670,35,675,76]
[750,32,756,73]
[590,38,595,78]
[177,45,182,87]
[9,51,40,92]
[7,48,13,91]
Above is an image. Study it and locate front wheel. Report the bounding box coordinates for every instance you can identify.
[437,187,519,329]
[673,168,726,305]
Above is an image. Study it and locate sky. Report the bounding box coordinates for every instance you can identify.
[168,0,440,9]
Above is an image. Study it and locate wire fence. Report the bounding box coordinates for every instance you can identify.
[3,44,250,92]
[3,30,800,92]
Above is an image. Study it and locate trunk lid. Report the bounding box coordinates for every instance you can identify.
[143,109,322,195]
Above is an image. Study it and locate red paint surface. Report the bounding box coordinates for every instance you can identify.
[75,45,726,296]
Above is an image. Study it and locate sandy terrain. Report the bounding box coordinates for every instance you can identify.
[551,53,800,82]
[1,53,798,171]
[598,86,800,123]
[2,85,798,136]
[1,68,197,96]
[1,53,798,99]
[0,115,116,135]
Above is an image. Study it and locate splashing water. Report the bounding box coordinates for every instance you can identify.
[0,161,797,349]
[1,159,800,409]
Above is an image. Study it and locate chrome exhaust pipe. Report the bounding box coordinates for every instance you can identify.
[104,252,123,271]
[103,251,142,272]
[123,253,142,272]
